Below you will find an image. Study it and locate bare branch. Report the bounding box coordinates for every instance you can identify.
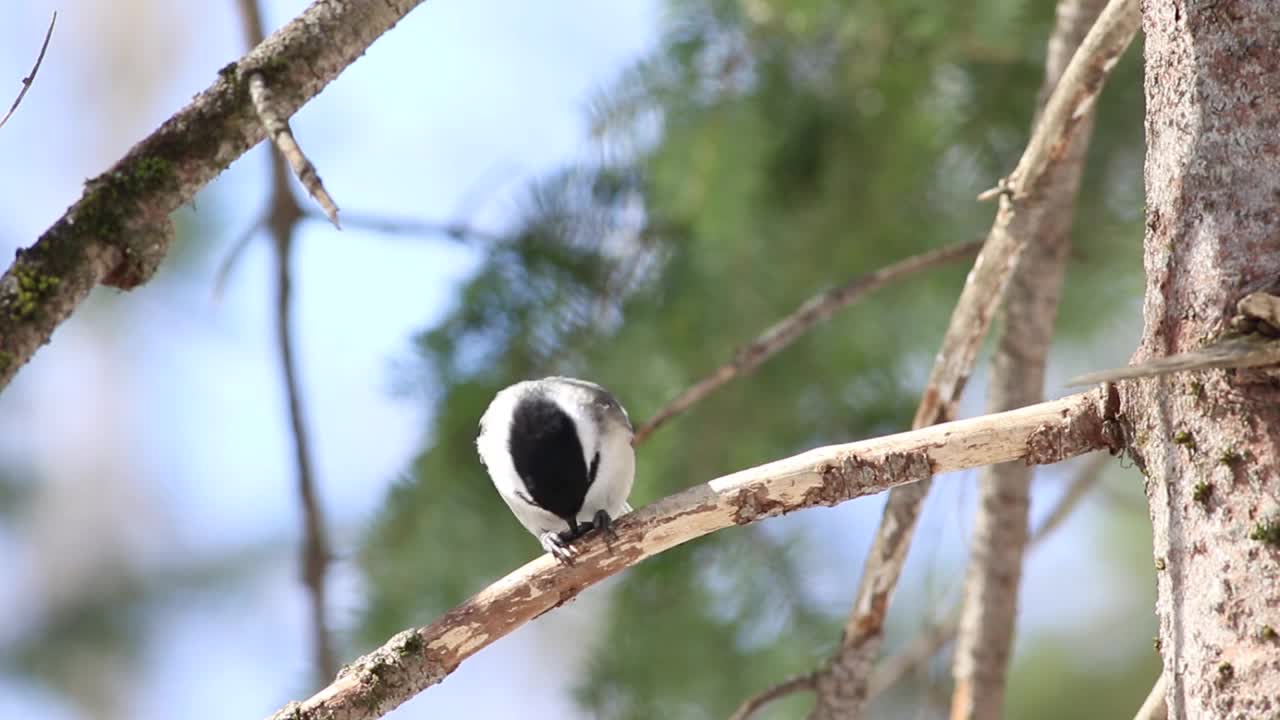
[983,0,1143,201]
[1069,291,1280,385]
[949,0,1107,716]
[809,1,1141,716]
[315,208,503,244]
[236,0,337,684]
[1133,674,1168,720]
[729,672,819,720]
[0,0,429,393]
[249,73,341,227]
[866,451,1109,698]
[633,240,983,445]
[275,204,337,683]
[264,390,1114,720]
[1068,336,1280,385]
[0,12,56,131]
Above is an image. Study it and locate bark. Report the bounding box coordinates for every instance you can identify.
[0,0,428,392]
[948,0,1107,717]
[1128,0,1280,716]
[264,391,1116,720]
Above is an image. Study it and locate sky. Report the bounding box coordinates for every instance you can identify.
[0,2,1152,719]
[0,2,660,718]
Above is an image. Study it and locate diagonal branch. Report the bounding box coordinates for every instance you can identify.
[236,0,337,685]
[248,73,341,226]
[866,450,1109,698]
[808,1,1141,717]
[0,11,56,131]
[729,671,820,720]
[264,389,1115,720]
[633,240,983,445]
[949,0,1107,716]
[1133,675,1168,720]
[0,0,430,393]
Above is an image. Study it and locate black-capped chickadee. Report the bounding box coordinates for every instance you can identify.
[476,377,636,563]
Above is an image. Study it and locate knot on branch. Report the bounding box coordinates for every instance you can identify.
[102,217,175,289]
[807,451,933,508]
[733,484,785,524]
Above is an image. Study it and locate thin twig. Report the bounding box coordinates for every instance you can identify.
[729,672,819,720]
[1029,452,1108,544]
[869,610,960,697]
[214,209,499,302]
[262,390,1113,720]
[271,180,337,684]
[866,451,1110,697]
[1069,291,1280,385]
[809,2,1141,716]
[633,240,983,445]
[211,215,265,301]
[0,12,56,131]
[237,0,337,684]
[249,74,341,227]
[1067,335,1280,385]
[311,208,503,243]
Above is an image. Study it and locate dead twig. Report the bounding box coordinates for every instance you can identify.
[248,73,340,227]
[633,239,983,445]
[319,208,503,243]
[1068,291,1280,385]
[729,672,819,720]
[263,390,1112,720]
[0,12,56,131]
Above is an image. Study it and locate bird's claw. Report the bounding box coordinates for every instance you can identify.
[544,512,622,564]
[592,509,619,543]
[540,530,578,565]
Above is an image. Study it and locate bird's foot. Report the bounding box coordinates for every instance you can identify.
[540,530,579,565]
[592,509,619,543]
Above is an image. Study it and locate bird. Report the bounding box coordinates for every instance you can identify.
[476,376,636,563]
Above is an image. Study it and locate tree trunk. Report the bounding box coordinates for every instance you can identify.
[1128,1,1280,717]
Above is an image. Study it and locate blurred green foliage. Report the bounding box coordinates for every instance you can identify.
[359,0,1146,717]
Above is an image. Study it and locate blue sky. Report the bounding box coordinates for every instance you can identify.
[0,2,659,718]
